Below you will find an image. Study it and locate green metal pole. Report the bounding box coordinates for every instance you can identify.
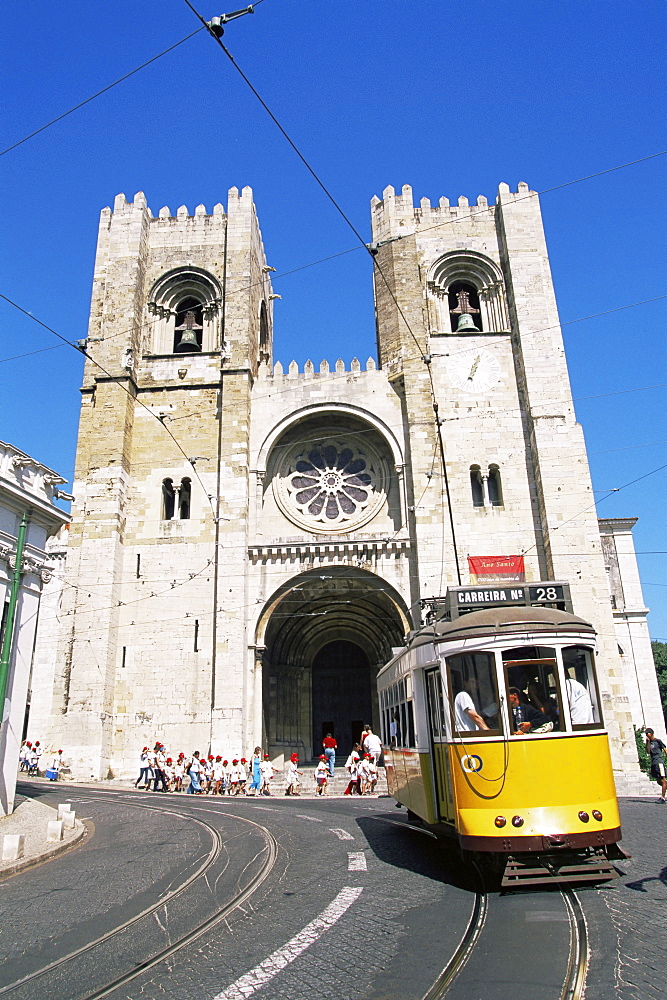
[0,510,30,724]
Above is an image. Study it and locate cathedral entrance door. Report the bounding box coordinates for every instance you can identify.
[311,640,371,758]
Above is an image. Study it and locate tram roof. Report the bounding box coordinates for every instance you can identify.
[432,605,595,642]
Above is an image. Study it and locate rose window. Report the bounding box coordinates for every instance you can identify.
[274,438,387,532]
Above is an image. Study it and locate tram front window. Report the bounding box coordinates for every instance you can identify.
[502,647,562,733]
[447,652,501,736]
[562,646,602,729]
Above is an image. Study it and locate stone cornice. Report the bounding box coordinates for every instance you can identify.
[598,517,639,533]
[248,535,410,563]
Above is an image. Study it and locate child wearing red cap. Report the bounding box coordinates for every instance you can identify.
[173,754,185,792]
[314,756,328,795]
[285,753,302,796]
[238,758,248,795]
[260,754,274,795]
[212,756,224,795]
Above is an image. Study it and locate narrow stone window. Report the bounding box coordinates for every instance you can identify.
[173,298,204,353]
[178,477,191,520]
[259,300,270,363]
[162,478,175,520]
[488,465,503,506]
[470,466,484,507]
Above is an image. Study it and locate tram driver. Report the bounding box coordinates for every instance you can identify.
[508,688,548,735]
[454,678,490,732]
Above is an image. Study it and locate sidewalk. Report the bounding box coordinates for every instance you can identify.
[0,791,86,879]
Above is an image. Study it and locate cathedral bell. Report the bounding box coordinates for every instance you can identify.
[174,310,203,353]
[455,313,480,333]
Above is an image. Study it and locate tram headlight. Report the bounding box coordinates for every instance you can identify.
[578,811,590,823]
[511,815,524,827]
[494,816,507,828]
[592,810,603,822]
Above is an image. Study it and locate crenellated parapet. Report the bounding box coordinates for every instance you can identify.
[370,181,535,244]
[258,357,378,380]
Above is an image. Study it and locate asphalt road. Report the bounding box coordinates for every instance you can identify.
[1,784,661,1000]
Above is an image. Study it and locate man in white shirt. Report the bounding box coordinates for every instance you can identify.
[565,672,594,725]
[454,680,489,733]
[361,727,383,764]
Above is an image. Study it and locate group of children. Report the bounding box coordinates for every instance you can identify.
[283,748,379,797]
[18,741,63,777]
[343,745,379,795]
[135,745,277,795]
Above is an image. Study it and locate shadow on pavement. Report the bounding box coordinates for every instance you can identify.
[355,812,481,893]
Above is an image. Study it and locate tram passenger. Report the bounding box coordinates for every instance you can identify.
[645,729,667,803]
[564,670,594,724]
[508,688,549,735]
[526,680,559,728]
[389,710,401,747]
[454,679,490,732]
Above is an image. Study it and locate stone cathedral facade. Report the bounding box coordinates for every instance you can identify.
[29,181,661,790]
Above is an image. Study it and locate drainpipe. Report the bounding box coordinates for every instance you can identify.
[0,510,30,724]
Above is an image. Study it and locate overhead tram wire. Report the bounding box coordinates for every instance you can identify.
[520,462,667,558]
[0,28,206,157]
[0,292,217,519]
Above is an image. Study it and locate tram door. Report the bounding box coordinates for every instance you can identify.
[424,668,454,823]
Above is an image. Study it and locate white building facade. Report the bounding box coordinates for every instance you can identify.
[0,441,69,814]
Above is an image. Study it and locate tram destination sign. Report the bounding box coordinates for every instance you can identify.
[443,581,572,619]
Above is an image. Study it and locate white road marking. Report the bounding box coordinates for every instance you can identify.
[347,851,367,871]
[211,886,363,999]
[329,828,354,840]
[296,814,323,822]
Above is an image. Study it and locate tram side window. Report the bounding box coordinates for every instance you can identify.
[447,652,501,736]
[502,647,562,733]
[562,646,602,729]
[381,681,416,747]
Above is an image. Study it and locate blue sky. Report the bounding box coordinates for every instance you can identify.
[1,1,665,637]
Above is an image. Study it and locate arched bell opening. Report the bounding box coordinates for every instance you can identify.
[257,567,410,762]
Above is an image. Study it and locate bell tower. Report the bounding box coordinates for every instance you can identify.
[370,181,639,786]
[41,188,275,779]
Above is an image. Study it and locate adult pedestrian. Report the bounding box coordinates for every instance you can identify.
[186,751,203,794]
[645,729,667,802]
[153,743,168,792]
[135,747,151,788]
[322,732,337,777]
[248,747,262,795]
[361,725,382,765]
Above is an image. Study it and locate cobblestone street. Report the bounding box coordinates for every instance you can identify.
[592,797,667,1000]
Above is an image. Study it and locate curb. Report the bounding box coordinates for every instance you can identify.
[0,820,88,881]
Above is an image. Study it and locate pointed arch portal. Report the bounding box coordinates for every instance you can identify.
[257,568,411,761]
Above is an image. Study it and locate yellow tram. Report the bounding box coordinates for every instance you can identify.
[377,604,623,885]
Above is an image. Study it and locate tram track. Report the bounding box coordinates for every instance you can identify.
[559,888,588,1000]
[0,790,279,1000]
[420,877,588,1000]
[420,885,488,1000]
